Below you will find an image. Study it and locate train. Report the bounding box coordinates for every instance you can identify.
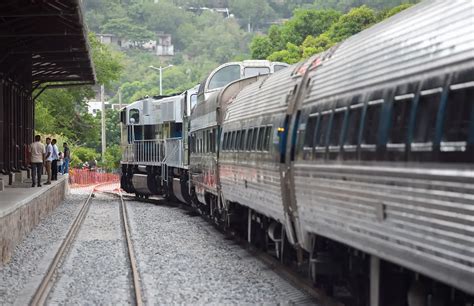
[120,1,474,305]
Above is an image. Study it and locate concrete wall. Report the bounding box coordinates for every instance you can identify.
[0,179,67,264]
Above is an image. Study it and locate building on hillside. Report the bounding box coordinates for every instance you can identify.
[87,101,112,117]
[97,32,174,57]
[156,32,174,56]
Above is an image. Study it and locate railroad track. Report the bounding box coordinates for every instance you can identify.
[30,184,143,306]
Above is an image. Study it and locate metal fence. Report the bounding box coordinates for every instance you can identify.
[163,138,184,168]
[122,140,164,165]
[121,138,184,168]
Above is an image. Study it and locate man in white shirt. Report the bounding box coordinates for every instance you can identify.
[51,139,59,181]
[45,137,53,185]
[30,135,45,187]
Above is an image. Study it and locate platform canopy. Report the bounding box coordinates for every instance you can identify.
[0,0,96,88]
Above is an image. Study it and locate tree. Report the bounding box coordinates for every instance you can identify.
[267,43,302,64]
[229,0,276,31]
[326,5,377,42]
[250,35,275,59]
[35,32,124,150]
[280,9,341,46]
[102,17,155,47]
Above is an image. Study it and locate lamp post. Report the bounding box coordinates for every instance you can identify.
[149,65,173,95]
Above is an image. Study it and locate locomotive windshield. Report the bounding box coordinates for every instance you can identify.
[243,67,270,78]
[208,64,240,90]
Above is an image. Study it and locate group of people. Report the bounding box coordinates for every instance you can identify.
[29,135,70,187]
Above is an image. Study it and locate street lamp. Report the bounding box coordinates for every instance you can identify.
[149,65,173,95]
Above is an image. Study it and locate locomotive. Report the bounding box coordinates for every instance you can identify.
[121,1,474,305]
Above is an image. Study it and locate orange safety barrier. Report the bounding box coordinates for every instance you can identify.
[69,169,120,187]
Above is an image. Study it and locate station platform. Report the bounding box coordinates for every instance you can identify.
[0,174,68,265]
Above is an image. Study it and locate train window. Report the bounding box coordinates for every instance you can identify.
[240,130,247,150]
[264,126,272,151]
[257,127,265,151]
[413,89,442,143]
[345,104,363,146]
[230,131,236,150]
[362,100,383,144]
[304,114,319,148]
[246,129,254,151]
[235,131,242,151]
[389,95,413,144]
[223,132,228,151]
[244,67,270,78]
[443,84,474,143]
[129,108,139,124]
[274,65,288,72]
[210,129,215,153]
[208,65,241,90]
[204,130,208,153]
[315,112,330,147]
[252,128,258,151]
[329,109,345,146]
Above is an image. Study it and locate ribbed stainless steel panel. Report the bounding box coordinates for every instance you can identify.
[220,66,299,222]
[294,163,474,294]
[304,0,474,105]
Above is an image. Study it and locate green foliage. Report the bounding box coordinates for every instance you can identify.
[280,9,341,46]
[254,2,413,63]
[250,35,274,60]
[102,145,122,171]
[326,5,377,42]
[267,43,302,64]
[311,0,419,12]
[70,146,99,167]
[35,33,124,153]
[102,17,155,46]
[379,3,414,19]
[88,33,124,88]
[229,0,276,30]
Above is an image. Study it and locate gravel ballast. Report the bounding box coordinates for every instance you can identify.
[0,192,87,305]
[48,193,133,304]
[127,199,316,305]
[0,189,316,305]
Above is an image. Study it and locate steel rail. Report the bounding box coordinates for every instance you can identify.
[118,190,144,306]
[30,187,95,306]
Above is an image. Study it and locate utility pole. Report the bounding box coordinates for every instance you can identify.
[118,89,122,109]
[149,65,173,95]
[101,84,106,163]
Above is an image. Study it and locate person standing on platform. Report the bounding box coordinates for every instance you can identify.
[58,152,63,174]
[30,135,45,187]
[51,139,59,181]
[44,137,53,185]
[63,143,70,175]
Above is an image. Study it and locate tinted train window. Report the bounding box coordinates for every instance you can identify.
[389,96,413,144]
[223,132,229,151]
[129,108,139,124]
[345,105,363,145]
[304,115,318,147]
[274,65,288,72]
[264,126,272,151]
[315,113,330,147]
[247,129,254,150]
[230,131,236,150]
[257,127,265,151]
[208,65,241,90]
[235,131,242,151]
[210,129,215,153]
[414,89,442,143]
[240,130,247,150]
[251,128,258,151]
[443,85,473,142]
[244,67,270,78]
[329,110,345,146]
[362,101,383,144]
